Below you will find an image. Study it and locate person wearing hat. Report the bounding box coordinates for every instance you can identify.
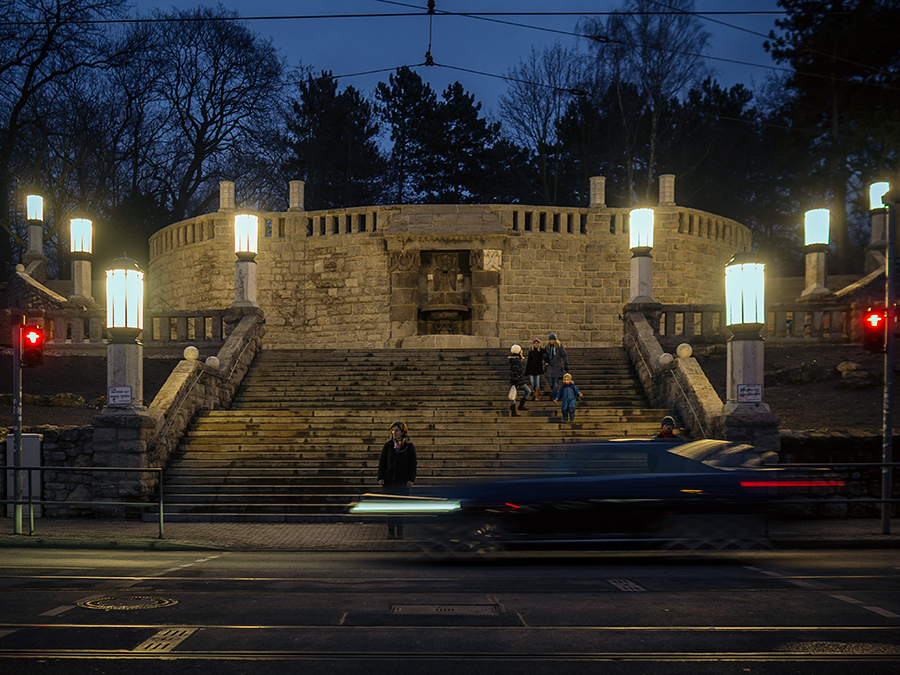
[377,421,417,539]
[543,332,569,400]
[525,338,547,400]
[654,416,680,441]
[507,344,532,416]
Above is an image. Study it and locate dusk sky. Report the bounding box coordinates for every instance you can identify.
[130,1,784,115]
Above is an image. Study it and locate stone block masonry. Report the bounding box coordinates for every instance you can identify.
[149,196,750,349]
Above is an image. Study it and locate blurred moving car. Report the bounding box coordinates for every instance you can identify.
[349,439,843,553]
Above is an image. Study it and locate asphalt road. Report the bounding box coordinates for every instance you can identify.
[0,548,898,674]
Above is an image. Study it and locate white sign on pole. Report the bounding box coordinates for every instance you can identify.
[737,384,763,403]
[107,386,133,405]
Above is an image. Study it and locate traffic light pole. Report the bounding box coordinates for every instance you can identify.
[12,318,24,534]
[884,197,897,535]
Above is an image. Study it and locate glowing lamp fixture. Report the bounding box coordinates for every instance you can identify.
[106,256,144,331]
[629,208,654,250]
[70,218,93,254]
[869,181,890,210]
[26,194,43,221]
[725,252,765,327]
[234,213,258,255]
[803,209,830,247]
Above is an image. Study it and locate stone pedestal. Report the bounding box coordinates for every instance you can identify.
[219,181,235,212]
[725,334,768,413]
[289,181,305,211]
[105,339,144,413]
[629,249,654,303]
[659,174,676,206]
[90,410,164,516]
[801,247,831,299]
[70,258,93,303]
[589,176,606,208]
[233,255,258,307]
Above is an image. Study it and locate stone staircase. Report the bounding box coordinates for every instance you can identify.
[153,348,672,522]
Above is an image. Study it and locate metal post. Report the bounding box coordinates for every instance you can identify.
[12,318,23,534]
[884,198,896,535]
[158,469,165,540]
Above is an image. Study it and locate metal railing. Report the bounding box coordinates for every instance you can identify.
[2,466,164,539]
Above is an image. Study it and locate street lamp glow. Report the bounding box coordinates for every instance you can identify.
[106,257,144,330]
[70,218,93,254]
[234,213,258,255]
[725,253,765,326]
[869,182,890,210]
[26,194,43,221]
[803,208,830,247]
[629,208,654,250]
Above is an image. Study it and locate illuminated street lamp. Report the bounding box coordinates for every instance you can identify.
[24,194,45,263]
[104,256,145,412]
[233,213,259,307]
[724,251,768,412]
[628,207,654,303]
[69,217,93,302]
[801,208,832,299]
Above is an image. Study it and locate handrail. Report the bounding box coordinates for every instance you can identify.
[2,466,164,539]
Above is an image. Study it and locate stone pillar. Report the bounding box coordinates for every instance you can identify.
[470,250,501,342]
[27,222,43,255]
[725,332,768,414]
[70,258,93,303]
[218,181,235,212]
[589,176,606,208]
[629,249,654,303]
[233,254,258,308]
[289,181,305,211]
[866,208,889,274]
[105,337,145,414]
[659,174,676,206]
[800,245,832,299]
[388,250,420,344]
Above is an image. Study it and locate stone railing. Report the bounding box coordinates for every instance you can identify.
[22,307,246,350]
[658,302,857,344]
[623,303,781,455]
[9,311,266,517]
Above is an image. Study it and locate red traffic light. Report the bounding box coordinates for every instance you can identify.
[21,324,44,367]
[863,310,887,353]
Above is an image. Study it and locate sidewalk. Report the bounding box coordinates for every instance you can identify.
[0,517,897,552]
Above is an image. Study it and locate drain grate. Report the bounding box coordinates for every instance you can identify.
[391,604,499,615]
[77,595,179,611]
[134,627,198,652]
[607,579,646,592]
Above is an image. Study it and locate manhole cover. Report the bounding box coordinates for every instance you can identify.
[77,595,179,611]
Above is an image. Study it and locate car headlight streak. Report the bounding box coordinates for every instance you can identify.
[349,500,461,514]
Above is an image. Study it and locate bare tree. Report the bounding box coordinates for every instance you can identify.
[498,43,584,205]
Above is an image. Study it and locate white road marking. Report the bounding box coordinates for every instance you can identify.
[831,595,864,604]
[863,606,900,619]
[39,605,74,616]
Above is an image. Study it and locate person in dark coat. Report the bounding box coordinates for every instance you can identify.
[508,344,532,416]
[543,332,569,399]
[653,415,682,441]
[377,421,417,539]
[524,338,547,400]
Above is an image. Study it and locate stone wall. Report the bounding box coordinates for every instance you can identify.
[149,203,749,349]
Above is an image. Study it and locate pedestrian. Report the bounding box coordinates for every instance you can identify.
[507,344,532,417]
[544,332,569,400]
[553,373,582,423]
[654,415,681,441]
[525,338,546,400]
[377,421,417,539]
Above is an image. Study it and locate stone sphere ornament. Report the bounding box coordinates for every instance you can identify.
[658,353,674,366]
[205,356,220,369]
[676,343,693,359]
[183,346,199,361]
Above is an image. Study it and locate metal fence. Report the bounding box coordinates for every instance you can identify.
[2,466,164,539]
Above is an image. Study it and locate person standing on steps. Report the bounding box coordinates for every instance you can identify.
[544,332,569,400]
[525,338,547,400]
[553,373,582,423]
[508,344,531,416]
[377,421,417,539]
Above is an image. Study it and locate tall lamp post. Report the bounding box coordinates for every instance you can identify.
[105,256,145,413]
[724,251,768,413]
[233,213,259,308]
[69,217,93,302]
[801,208,832,299]
[871,181,895,535]
[628,208,655,303]
[24,194,45,266]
